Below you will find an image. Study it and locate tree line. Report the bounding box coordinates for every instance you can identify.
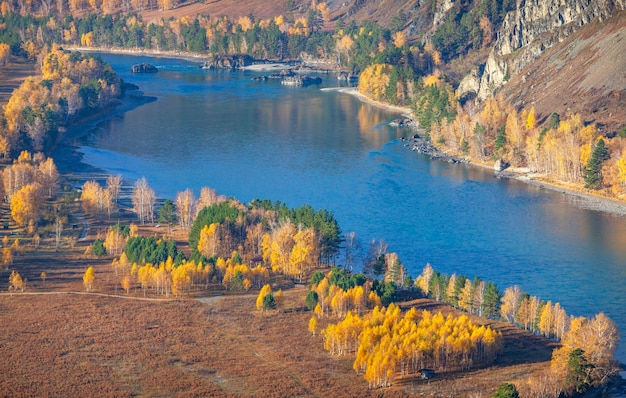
[412,263,620,395]
[414,77,626,194]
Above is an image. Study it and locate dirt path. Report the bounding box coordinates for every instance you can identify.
[0,290,176,301]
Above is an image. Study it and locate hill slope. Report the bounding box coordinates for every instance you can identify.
[500,10,626,133]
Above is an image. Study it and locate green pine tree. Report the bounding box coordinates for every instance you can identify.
[263,294,276,310]
[566,348,594,394]
[158,199,177,230]
[584,138,609,189]
[493,383,519,398]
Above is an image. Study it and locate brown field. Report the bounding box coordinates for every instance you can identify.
[0,212,557,397]
[0,58,36,105]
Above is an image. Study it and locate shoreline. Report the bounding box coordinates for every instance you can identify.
[58,48,626,217]
[51,90,157,180]
[327,87,414,115]
[403,136,626,217]
[65,46,210,64]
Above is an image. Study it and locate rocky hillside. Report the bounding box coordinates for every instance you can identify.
[499,10,626,134]
[475,0,626,101]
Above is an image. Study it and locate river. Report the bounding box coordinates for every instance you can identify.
[55,54,626,364]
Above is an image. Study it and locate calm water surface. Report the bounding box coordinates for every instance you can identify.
[59,54,626,363]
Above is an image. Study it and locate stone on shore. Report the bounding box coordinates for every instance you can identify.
[202,54,253,70]
[494,158,509,172]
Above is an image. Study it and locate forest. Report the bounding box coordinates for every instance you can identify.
[76,172,620,394]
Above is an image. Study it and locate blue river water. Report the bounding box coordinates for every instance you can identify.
[59,54,626,363]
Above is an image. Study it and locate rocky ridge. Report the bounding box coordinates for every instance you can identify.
[474,0,626,100]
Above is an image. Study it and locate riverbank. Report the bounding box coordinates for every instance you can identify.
[65,46,210,65]
[326,87,413,115]
[51,89,156,180]
[402,135,626,217]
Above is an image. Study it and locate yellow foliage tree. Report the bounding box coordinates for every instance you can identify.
[2,248,12,269]
[316,2,331,22]
[0,42,10,65]
[334,305,502,388]
[121,274,131,294]
[0,1,10,16]
[357,64,392,102]
[500,285,523,323]
[616,151,626,187]
[171,265,191,296]
[392,31,406,48]
[525,106,536,131]
[335,34,354,64]
[198,223,220,258]
[10,183,42,227]
[81,180,109,215]
[309,316,317,335]
[262,221,296,275]
[237,16,253,32]
[414,263,433,295]
[289,227,317,282]
[551,313,620,392]
[83,266,95,291]
[80,32,95,47]
[9,270,24,292]
[256,284,273,311]
[103,227,125,257]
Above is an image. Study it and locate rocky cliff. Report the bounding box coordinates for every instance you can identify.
[475,0,626,100]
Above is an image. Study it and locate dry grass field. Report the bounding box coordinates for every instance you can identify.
[0,58,35,105]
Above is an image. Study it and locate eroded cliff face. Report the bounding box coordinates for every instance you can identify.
[475,0,626,100]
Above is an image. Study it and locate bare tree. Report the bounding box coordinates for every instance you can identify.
[132,177,156,224]
[54,216,64,249]
[343,231,362,271]
[363,238,388,276]
[175,188,196,229]
[196,186,225,216]
[106,174,123,204]
[37,157,60,198]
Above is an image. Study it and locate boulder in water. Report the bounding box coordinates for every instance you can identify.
[131,63,158,73]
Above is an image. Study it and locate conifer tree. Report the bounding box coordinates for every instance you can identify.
[584,138,609,189]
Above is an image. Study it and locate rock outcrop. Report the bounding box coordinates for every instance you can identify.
[281,75,322,87]
[202,54,254,70]
[476,0,626,100]
[456,67,482,103]
[131,63,158,73]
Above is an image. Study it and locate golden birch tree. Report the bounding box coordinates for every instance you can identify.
[83,266,95,291]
